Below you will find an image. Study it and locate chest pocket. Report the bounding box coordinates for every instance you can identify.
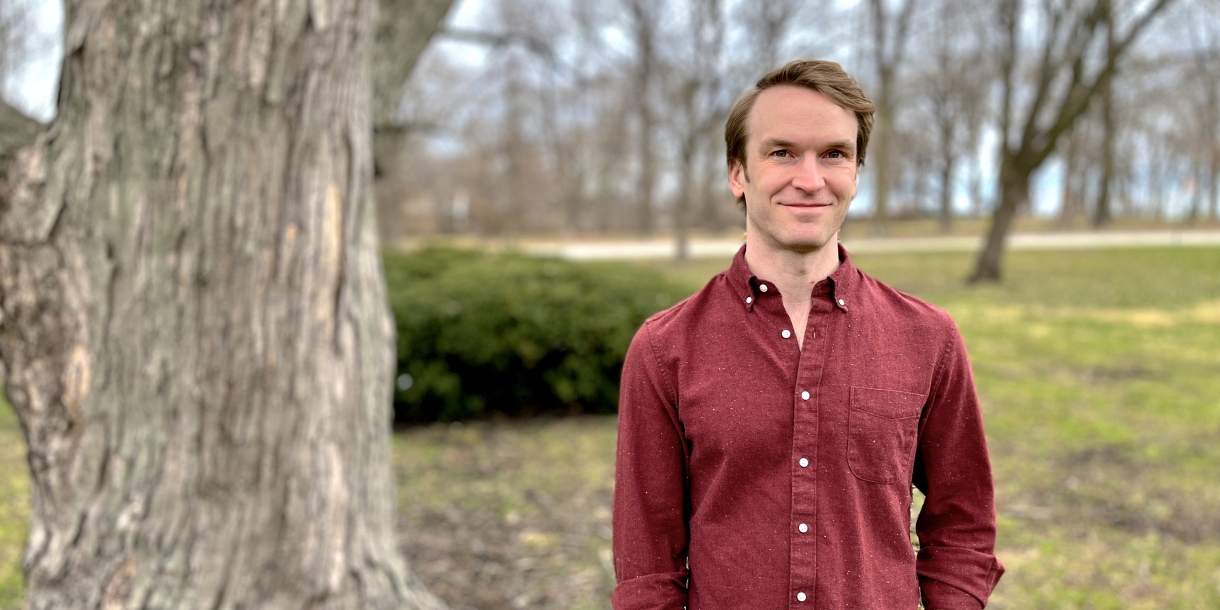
[847,387,925,484]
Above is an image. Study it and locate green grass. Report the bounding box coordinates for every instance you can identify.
[849,248,1220,609]
[1,247,1218,608]
[0,397,28,610]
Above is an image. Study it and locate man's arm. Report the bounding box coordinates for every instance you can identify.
[611,322,690,610]
[913,324,1004,610]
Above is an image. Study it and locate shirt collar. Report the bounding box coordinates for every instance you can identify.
[726,243,857,313]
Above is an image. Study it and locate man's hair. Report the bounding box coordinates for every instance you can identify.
[725,59,876,182]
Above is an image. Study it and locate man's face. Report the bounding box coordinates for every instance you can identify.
[729,85,859,255]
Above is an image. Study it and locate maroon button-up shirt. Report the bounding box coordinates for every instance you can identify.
[613,245,1002,610]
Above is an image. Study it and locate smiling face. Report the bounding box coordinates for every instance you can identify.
[729,85,859,256]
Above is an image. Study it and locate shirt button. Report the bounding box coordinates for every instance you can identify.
[837,298,846,306]
[782,329,791,339]
[798,523,809,533]
[797,592,807,602]
[745,296,752,304]
[759,284,768,293]
[801,390,810,400]
[799,457,809,467]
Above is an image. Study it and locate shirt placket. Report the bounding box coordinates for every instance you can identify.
[789,296,833,607]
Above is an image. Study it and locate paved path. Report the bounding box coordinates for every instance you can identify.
[519,230,1220,261]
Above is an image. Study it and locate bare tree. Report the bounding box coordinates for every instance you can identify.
[0,0,452,607]
[913,0,994,233]
[969,0,1177,283]
[1184,7,1220,223]
[865,0,921,234]
[623,0,662,236]
[665,0,729,258]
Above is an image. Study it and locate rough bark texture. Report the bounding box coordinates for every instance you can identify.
[0,99,45,158]
[0,1,446,608]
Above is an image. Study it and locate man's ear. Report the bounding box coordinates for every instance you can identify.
[729,160,747,199]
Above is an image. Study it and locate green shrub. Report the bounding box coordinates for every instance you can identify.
[384,248,686,422]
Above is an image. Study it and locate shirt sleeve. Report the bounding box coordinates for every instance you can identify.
[913,323,1004,610]
[611,321,690,610]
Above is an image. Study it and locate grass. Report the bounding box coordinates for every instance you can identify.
[847,248,1220,609]
[0,398,28,610]
[394,417,617,609]
[1,246,1218,608]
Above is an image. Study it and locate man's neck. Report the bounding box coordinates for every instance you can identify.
[743,233,842,350]
[743,233,842,300]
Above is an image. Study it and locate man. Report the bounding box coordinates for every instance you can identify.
[612,60,1003,609]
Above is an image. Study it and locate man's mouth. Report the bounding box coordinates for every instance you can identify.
[780,202,832,207]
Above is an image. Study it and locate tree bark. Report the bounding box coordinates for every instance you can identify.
[866,0,918,236]
[1091,13,1116,230]
[629,0,656,237]
[969,152,1028,283]
[971,0,1174,283]
[0,1,446,608]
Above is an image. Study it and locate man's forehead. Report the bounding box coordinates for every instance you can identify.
[748,86,857,144]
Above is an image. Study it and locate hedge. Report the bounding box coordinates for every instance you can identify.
[384,248,687,423]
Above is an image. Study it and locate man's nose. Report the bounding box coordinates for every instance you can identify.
[791,157,826,192]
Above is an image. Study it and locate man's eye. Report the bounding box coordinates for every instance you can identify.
[827,150,844,158]
[771,150,791,158]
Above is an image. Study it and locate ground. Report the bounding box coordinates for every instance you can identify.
[3,244,1220,609]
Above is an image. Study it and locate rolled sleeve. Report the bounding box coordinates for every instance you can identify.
[914,324,1004,608]
[612,321,690,609]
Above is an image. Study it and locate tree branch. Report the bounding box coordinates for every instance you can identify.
[0,98,45,159]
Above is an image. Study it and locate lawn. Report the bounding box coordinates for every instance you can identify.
[0,398,28,609]
[397,246,1220,609]
[2,246,1219,609]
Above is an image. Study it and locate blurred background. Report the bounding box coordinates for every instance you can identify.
[1,0,1218,608]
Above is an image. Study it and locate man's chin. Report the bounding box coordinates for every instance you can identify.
[776,236,836,254]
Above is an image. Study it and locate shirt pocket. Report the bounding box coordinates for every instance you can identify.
[847,386,925,484]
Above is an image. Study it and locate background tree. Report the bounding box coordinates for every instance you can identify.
[911,0,994,233]
[0,0,453,607]
[970,0,1177,283]
[864,0,920,234]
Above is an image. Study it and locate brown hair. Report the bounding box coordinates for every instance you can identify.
[725,60,876,188]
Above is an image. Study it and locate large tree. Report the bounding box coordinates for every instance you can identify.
[969,0,1176,283]
[0,0,451,607]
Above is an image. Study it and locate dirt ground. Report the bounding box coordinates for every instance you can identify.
[394,417,617,610]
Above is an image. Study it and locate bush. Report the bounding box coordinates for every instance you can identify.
[384,248,686,423]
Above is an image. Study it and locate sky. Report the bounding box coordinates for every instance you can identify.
[3,0,1180,221]
[1,0,61,123]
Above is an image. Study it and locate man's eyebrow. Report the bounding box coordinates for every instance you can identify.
[825,140,856,153]
[758,138,796,151]
[757,138,857,153]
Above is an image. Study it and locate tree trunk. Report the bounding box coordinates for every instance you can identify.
[1057,130,1079,227]
[1091,53,1116,229]
[0,1,445,608]
[1210,141,1220,222]
[634,55,655,237]
[969,153,1029,283]
[871,87,893,235]
[938,140,955,234]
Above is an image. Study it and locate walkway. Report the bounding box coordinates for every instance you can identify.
[519,230,1220,261]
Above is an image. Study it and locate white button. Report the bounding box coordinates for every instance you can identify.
[798,523,809,533]
[801,391,810,400]
[745,296,752,304]
[797,592,807,602]
[799,457,809,467]
[782,329,791,339]
[759,284,768,293]
[837,298,846,306]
